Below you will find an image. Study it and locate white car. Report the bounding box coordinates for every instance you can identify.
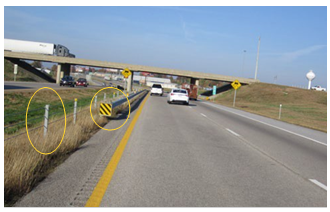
[311,85,326,92]
[167,89,189,105]
[150,84,163,96]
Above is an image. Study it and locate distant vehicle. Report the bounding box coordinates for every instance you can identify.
[117,85,124,91]
[4,38,75,58]
[182,83,198,100]
[102,82,107,86]
[108,82,113,86]
[76,78,88,87]
[60,76,75,87]
[311,85,326,91]
[117,78,123,81]
[104,75,111,81]
[150,84,163,96]
[167,89,189,105]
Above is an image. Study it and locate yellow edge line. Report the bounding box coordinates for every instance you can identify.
[85,93,149,207]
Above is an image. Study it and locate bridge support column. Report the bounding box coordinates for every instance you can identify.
[56,63,71,84]
[191,78,199,86]
[56,64,61,84]
[127,71,134,92]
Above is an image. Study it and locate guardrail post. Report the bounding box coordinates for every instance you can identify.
[44,104,49,137]
[73,98,77,124]
[94,96,97,108]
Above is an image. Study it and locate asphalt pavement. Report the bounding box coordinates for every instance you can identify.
[4,81,100,91]
[15,93,327,207]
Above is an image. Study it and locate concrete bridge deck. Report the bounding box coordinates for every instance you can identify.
[4,51,259,85]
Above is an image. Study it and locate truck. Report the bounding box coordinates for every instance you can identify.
[311,85,326,91]
[182,83,198,100]
[4,38,75,58]
[104,74,111,81]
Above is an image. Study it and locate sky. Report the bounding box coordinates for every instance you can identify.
[4,6,327,88]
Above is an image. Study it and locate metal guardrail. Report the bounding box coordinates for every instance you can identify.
[112,89,146,108]
[98,89,147,118]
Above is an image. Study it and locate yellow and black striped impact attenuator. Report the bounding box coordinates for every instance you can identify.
[99,103,112,117]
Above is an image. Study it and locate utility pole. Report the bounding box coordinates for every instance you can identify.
[242,50,246,77]
[254,37,261,80]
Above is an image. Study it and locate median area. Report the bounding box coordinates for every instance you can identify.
[4,86,148,205]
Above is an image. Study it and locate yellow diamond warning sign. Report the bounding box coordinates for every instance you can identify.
[121,68,131,78]
[231,80,241,90]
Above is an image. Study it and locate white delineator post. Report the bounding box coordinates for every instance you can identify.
[73,98,77,124]
[14,64,18,81]
[94,96,97,108]
[44,104,49,137]
[279,104,282,119]
[306,70,316,90]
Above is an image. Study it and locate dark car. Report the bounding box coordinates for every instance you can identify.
[117,85,124,91]
[60,76,75,87]
[76,78,88,87]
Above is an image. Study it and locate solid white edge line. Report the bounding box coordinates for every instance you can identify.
[309,179,327,191]
[226,128,240,137]
[200,113,207,117]
[202,102,326,146]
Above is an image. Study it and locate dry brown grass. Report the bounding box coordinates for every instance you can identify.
[4,107,107,205]
[212,83,327,132]
[4,90,147,205]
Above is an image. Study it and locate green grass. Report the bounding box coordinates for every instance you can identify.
[4,59,48,82]
[4,88,119,135]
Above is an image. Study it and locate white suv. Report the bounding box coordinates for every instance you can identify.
[150,84,163,96]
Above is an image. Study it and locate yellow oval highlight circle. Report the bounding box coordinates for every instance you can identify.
[26,87,66,155]
[90,87,130,131]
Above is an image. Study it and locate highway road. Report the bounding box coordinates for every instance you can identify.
[4,81,100,91]
[4,79,137,92]
[15,92,327,207]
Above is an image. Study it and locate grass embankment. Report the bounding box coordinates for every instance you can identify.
[4,87,134,205]
[4,59,49,82]
[4,88,122,135]
[213,83,327,132]
[4,107,107,205]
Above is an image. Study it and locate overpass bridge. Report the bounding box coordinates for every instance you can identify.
[4,51,259,91]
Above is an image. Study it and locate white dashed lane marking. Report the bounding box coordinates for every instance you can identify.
[309,179,327,191]
[226,128,240,137]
